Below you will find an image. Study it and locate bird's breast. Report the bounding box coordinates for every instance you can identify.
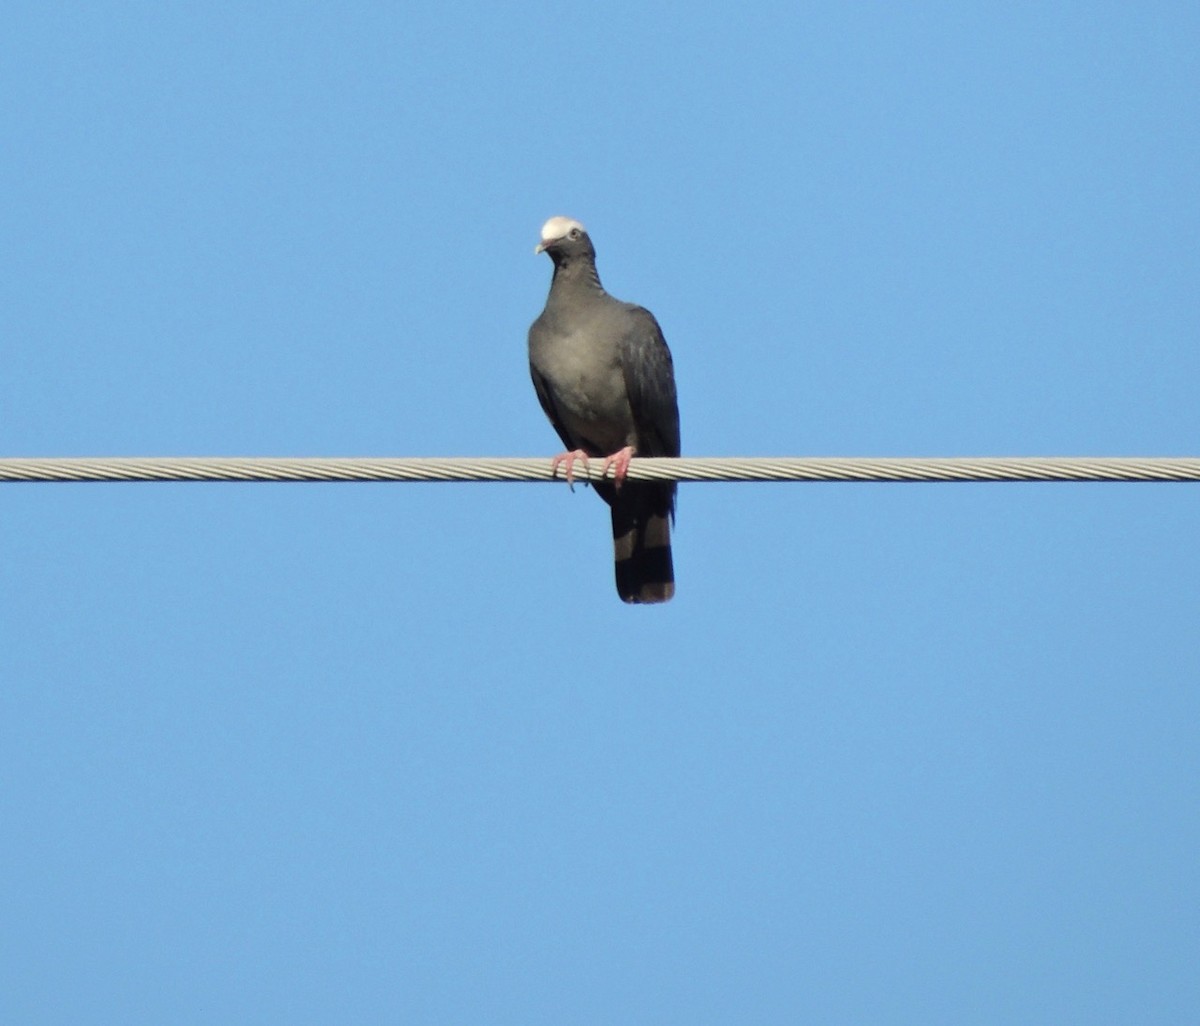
[531,322,633,451]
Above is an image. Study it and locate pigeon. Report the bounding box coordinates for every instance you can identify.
[529,215,681,604]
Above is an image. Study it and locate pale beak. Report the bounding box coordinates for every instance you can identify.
[534,241,548,254]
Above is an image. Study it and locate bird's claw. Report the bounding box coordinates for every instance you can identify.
[602,446,635,490]
[551,449,591,491]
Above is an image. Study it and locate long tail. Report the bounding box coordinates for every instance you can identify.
[609,485,675,604]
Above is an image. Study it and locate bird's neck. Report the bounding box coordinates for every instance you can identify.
[549,256,605,302]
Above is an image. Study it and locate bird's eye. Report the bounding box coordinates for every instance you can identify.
[568,227,582,240]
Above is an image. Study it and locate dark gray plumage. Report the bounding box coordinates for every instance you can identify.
[528,216,680,603]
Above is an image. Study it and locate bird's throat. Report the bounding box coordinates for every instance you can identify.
[550,256,605,299]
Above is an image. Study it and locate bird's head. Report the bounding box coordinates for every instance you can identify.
[535,216,594,261]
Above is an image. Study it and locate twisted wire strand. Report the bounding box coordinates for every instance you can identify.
[2,455,1199,483]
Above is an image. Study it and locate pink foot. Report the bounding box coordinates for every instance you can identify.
[602,446,635,490]
[551,449,591,489]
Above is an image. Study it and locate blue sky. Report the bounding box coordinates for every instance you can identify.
[2,3,1198,1022]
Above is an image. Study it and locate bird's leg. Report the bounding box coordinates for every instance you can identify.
[551,449,591,491]
[601,446,636,490]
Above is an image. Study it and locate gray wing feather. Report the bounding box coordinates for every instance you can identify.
[529,364,578,453]
[618,306,681,458]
